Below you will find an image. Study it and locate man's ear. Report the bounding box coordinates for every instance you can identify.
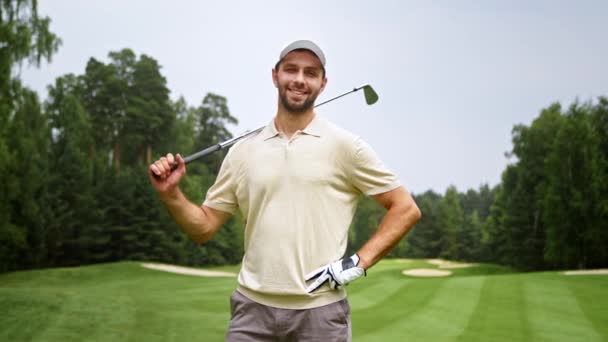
[272,68,278,88]
[319,77,328,94]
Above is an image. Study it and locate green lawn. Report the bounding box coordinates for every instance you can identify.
[1,260,606,341]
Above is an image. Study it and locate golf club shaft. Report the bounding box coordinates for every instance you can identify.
[314,85,367,107]
[171,85,376,170]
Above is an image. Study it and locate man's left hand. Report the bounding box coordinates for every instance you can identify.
[305,254,366,293]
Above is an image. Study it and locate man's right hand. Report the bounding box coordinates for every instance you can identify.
[149,153,186,196]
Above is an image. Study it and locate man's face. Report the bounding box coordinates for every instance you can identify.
[272,50,327,114]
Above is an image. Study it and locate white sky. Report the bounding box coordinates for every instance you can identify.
[20,0,608,194]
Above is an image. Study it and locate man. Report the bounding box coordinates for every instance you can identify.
[149,40,421,341]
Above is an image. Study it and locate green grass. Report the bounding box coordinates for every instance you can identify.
[1,260,606,341]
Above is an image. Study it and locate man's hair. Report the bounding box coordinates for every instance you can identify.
[274,49,327,79]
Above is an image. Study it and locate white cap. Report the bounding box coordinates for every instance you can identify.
[278,40,326,66]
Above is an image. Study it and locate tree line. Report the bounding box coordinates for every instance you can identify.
[1,1,243,272]
[1,1,606,273]
[2,47,244,271]
[348,99,608,271]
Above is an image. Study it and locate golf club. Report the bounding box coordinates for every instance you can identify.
[167,84,378,171]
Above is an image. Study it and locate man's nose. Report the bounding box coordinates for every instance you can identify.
[293,70,305,84]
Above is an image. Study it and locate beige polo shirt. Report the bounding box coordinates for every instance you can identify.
[203,114,400,309]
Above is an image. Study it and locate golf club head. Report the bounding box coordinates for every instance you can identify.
[362,85,379,105]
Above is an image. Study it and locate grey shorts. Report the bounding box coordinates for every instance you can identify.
[226,290,351,342]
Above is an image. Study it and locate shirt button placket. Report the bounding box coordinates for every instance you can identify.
[281,134,288,159]
[285,131,300,159]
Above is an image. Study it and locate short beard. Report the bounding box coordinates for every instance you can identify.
[279,88,318,114]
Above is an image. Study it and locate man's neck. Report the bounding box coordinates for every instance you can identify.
[274,108,315,139]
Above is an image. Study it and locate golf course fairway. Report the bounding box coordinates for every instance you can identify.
[1,259,606,341]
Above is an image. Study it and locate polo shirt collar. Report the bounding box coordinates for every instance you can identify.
[261,114,323,141]
[260,119,280,141]
[301,114,322,137]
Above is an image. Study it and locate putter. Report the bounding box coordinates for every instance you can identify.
[170,84,378,170]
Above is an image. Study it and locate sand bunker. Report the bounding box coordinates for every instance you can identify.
[563,269,608,276]
[426,259,476,269]
[402,269,453,277]
[141,263,237,277]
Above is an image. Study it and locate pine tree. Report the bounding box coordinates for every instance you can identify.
[438,186,464,260]
[45,80,96,265]
[6,86,51,268]
[404,191,442,258]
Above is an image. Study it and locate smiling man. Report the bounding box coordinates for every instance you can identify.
[149,40,421,341]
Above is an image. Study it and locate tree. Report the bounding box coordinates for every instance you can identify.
[462,209,483,260]
[403,191,442,258]
[5,86,50,268]
[194,93,238,173]
[124,54,174,166]
[487,104,563,270]
[82,50,175,169]
[171,96,196,155]
[458,185,495,261]
[82,57,125,168]
[0,0,60,272]
[543,101,608,269]
[437,186,465,260]
[591,98,608,266]
[0,0,61,108]
[347,196,385,255]
[45,76,98,265]
[460,184,494,222]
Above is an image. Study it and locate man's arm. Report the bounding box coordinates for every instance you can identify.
[158,188,231,244]
[149,153,231,244]
[356,186,421,269]
[304,186,420,293]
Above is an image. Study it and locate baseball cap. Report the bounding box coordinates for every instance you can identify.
[278,40,326,67]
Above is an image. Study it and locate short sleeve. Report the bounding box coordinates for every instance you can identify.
[350,137,401,195]
[203,154,238,214]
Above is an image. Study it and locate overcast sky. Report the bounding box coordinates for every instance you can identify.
[20,0,608,194]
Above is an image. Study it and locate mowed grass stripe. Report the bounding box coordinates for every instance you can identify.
[381,276,485,342]
[566,275,608,341]
[109,263,233,341]
[0,288,67,341]
[0,263,235,342]
[126,278,232,341]
[37,289,135,342]
[346,259,422,311]
[352,277,445,340]
[0,285,136,342]
[524,273,603,342]
[455,274,531,341]
[353,276,485,341]
[348,278,415,311]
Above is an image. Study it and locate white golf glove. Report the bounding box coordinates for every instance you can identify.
[305,253,366,293]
